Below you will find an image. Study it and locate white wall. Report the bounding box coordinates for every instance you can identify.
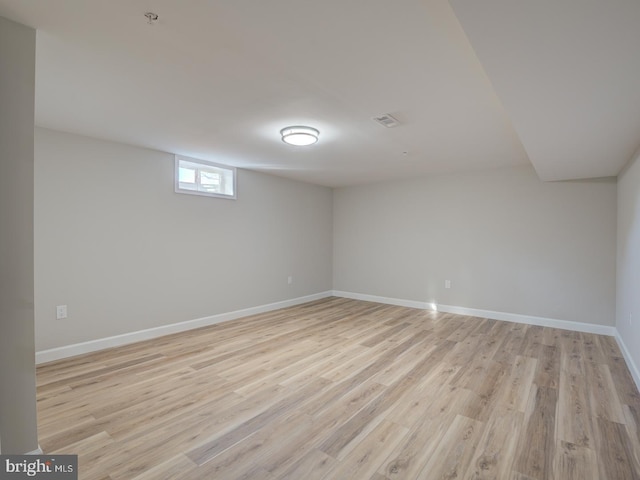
[334,165,616,326]
[0,16,38,454]
[34,128,333,351]
[617,148,640,383]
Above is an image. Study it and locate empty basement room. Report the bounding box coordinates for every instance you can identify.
[1,1,640,479]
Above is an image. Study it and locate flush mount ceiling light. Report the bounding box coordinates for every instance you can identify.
[280,126,319,146]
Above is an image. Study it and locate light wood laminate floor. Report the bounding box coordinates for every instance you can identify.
[37,297,640,479]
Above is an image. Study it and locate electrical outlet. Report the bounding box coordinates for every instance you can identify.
[56,305,67,320]
[445,280,451,289]
[287,276,293,285]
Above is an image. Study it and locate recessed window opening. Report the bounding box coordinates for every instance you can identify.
[175,155,236,199]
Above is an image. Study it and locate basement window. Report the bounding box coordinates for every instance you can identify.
[175,155,236,199]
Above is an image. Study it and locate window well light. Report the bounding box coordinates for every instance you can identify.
[280,126,319,146]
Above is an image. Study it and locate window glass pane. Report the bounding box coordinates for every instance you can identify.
[178,166,196,184]
[175,156,236,199]
[199,170,221,192]
[219,169,232,196]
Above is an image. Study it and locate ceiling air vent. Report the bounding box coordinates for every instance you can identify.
[373,114,400,128]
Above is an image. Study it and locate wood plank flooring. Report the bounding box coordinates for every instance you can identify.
[36,297,640,479]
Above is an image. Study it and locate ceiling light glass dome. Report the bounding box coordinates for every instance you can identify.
[280,126,319,146]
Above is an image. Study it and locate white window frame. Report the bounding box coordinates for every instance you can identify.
[174,155,237,200]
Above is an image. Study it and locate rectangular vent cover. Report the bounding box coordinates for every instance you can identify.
[373,114,400,128]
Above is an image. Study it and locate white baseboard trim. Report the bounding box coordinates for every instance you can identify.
[434,303,616,336]
[36,291,333,364]
[332,290,616,336]
[26,445,43,455]
[614,332,640,392]
[331,290,430,310]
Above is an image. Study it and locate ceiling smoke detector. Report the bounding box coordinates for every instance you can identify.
[373,114,400,128]
[144,12,159,25]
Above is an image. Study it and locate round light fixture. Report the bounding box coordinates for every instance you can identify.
[280,126,319,146]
